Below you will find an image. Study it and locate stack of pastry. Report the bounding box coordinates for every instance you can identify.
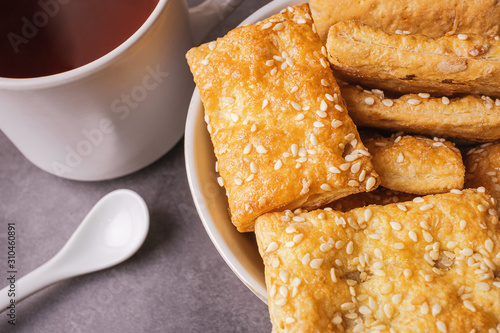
[187,2,500,332]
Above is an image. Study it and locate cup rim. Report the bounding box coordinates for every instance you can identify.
[0,0,168,89]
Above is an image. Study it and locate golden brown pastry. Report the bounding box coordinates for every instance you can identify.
[341,84,500,142]
[311,0,500,43]
[465,143,500,215]
[362,134,465,195]
[255,189,500,333]
[328,186,416,212]
[186,4,379,232]
[326,21,500,97]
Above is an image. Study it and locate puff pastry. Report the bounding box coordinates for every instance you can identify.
[255,189,500,333]
[362,134,465,195]
[311,0,500,43]
[465,143,500,215]
[341,84,500,142]
[326,21,500,97]
[186,4,379,232]
[328,186,416,212]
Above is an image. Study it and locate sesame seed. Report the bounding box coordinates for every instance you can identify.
[463,300,476,312]
[407,99,420,105]
[251,124,257,132]
[432,304,442,316]
[374,248,383,258]
[341,302,356,311]
[394,243,405,250]
[279,270,289,283]
[419,204,434,211]
[313,121,324,128]
[201,58,209,65]
[270,67,277,75]
[265,60,274,66]
[365,97,375,105]
[310,258,324,269]
[346,241,354,254]
[351,162,361,173]
[390,222,402,231]
[397,204,407,211]
[250,162,258,173]
[403,268,412,278]
[364,209,373,221]
[293,216,305,222]
[462,248,473,256]
[301,253,310,265]
[265,242,278,253]
[485,239,494,253]
[477,204,487,212]
[261,22,272,29]
[457,33,468,40]
[291,101,302,111]
[285,317,295,324]
[325,94,334,101]
[383,304,394,318]
[217,177,224,187]
[381,99,394,107]
[329,166,340,174]
[477,186,486,193]
[262,99,269,109]
[234,178,243,185]
[392,294,402,304]
[316,110,327,118]
[320,58,328,68]
[256,145,267,154]
[442,96,450,105]
[320,184,332,191]
[334,104,344,112]
[208,41,217,50]
[422,231,433,242]
[331,120,343,128]
[321,79,329,86]
[437,321,447,333]
[320,100,328,111]
[450,189,462,194]
[374,269,386,277]
[359,305,372,315]
[366,177,377,190]
[397,153,404,163]
[477,282,491,291]
[222,97,235,103]
[295,113,305,121]
[418,93,430,98]
[273,22,284,31]
[460,220,466,230]
[274,159,283,170]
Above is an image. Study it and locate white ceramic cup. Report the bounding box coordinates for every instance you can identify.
[0,0,242,181]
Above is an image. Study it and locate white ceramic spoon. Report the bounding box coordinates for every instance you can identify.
[0,189,149,312]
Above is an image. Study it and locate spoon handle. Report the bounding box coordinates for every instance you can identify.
[0,258,66,312]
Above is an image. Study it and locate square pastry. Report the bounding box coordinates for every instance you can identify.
[255,189,500,332]
[186,4,379,232]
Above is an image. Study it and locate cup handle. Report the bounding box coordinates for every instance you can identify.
[188,0,244,44]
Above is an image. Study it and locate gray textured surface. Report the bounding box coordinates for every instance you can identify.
[0,0,274,332]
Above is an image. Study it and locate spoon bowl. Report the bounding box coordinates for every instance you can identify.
[0,189,149,311]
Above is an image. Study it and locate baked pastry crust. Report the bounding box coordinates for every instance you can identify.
[186,4,379,232]
[326,21,500,97]
[255,189,500,333]
[311,0,500,43]
[362,134,465,195]
[465,143,500,215]
[341,84,500,142]
[328,186,417,212]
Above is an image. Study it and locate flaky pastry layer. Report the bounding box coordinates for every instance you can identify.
[186,4,379,232]
[341,84,500,142]
[255,189,500,333]
[465,143,500,215]
[326,21,500,97]
[311,0,500,43]
[362,134,465,195]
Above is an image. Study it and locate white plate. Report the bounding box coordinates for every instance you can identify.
[185,0,306,302]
